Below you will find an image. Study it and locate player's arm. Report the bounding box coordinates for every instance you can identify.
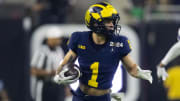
[56,49,77,74]
[56,32,79,74]
[121,54,138,77]
[54,32,80,84]
[157,41,180,80]
[122,54,153,84]
[54,49,79,85]
[157,29,180,81]
[160,41,180,67]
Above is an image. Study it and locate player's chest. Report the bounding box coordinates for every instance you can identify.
[76,42,122,60]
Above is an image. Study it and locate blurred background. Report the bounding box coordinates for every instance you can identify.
[0,0,180,101]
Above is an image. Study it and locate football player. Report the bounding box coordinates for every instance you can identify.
[157,28,180,81]
[54,2,153,101]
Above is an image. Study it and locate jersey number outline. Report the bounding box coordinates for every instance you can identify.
[88,62,99,88]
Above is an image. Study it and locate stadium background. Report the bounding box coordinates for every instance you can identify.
[0,0,180,101]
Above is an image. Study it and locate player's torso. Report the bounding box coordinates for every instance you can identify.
[74,31,128,89]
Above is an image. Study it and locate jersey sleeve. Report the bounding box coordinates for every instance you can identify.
[68,32,79,53]
[121,36,132,57]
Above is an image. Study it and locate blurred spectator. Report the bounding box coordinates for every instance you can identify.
[171,0,180,5]
[0,80,9,101]
[30,0,76,26]
[144,0,158,13]
[131,0,145,22]
[30,27,65,101]
[158,0,170,5]
[164,61,180,101]
[111,0,147,25]
[110,0,134,25]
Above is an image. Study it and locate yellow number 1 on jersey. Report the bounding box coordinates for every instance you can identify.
[88,62,99,88]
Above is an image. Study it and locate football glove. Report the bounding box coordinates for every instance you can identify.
[157,66,168,81]
[54,65,80,85]
[111,92,124,101]
[137,66,153,84]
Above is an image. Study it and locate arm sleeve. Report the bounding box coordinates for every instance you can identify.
[68,32,79,53]
[161,41,180,65]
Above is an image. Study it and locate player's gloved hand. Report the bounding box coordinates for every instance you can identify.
[54,66,80,85]
[137,66,153,84]
[111,92,124,101]
[157,66,168,81]
[54,67,74,85]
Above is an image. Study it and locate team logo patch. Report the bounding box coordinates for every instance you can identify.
[78,45,86,50]
[110,42,123,47]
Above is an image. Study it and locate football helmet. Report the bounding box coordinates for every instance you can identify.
[85,2,120,36]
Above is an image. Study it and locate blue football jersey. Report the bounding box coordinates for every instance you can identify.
[68,31,131,89]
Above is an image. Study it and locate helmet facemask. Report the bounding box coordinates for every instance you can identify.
[91,14,120,36]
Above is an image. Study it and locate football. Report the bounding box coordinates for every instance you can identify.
[64,64,80,80]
